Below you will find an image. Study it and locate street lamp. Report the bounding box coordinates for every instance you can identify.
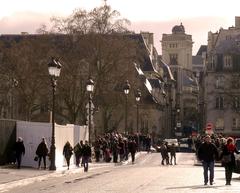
[123,80,130,134]
[86,77,94,144]
[48,57,62,171]
[176,107,181,135]
[135,89,141,150]
[135,89,141,133]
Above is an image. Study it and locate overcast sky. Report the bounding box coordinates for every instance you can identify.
[1,0,240,54]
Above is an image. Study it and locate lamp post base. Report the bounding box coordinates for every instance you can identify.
[49,144,56,170]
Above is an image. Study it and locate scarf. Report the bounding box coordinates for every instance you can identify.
[227,143,235,153]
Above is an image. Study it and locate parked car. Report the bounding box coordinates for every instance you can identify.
[163,138,180,152]
[179,138,193,152]
[234,138,240,173]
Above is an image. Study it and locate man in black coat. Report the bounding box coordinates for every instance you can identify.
[14,137,25,169]
[82,141,92,172]
[36,138,49,169]
[197,135,219,185]
[128,139,137,164]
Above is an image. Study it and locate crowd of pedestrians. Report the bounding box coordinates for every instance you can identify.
[12,131,240,186]
[93,132,151,164]
[12,132,152,171]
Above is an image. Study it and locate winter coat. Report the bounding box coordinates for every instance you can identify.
[36,142,49,156]
[63,143,73,159]
[82,144,92,157]
[221,144,239,167]
[14,141,25,156]
[128,141,137,153]
[197,142,218,162]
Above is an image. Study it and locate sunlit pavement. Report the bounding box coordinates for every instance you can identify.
[1,152,240,193]
[0,152,146,192]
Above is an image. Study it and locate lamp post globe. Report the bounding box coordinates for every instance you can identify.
[135,89,141,102]
[86,77,94,143]
[123,80,130,95]
[48,57,62,171]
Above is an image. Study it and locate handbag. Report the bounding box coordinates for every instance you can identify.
[222,154,231,163]
[34,156,38,161]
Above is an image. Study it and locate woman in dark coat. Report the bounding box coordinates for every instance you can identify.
[221,137,239,185]
[63,141,73,170]
[36,138,49,169]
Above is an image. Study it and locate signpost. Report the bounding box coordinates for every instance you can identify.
[205,123,214,135]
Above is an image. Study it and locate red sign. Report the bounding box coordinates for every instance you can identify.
[206,123,213,130]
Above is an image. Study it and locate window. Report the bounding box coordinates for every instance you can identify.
[169,53,178,65]
[232,118,240,130]
[216,76,224,89]
[216,118,224,130]
[224,55,232,68]
[232,78,240,89]
[216,96,224,109]
[169,43,178,48]
[226,35,232,40]
[233,96,240,109]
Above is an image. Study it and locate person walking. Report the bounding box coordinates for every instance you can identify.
[82,141,92,172]
[146,135,151,153]
[160,142,169,165]
[36,138,49,169]
[74,141,83,167]
[63,141,73,170]
[221,137,239,185]
[128,139,137,164]
[169,143,177,165]
[197,135,219,185]
[14,137,25,169]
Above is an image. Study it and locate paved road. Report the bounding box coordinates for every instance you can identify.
[2,152,240,193]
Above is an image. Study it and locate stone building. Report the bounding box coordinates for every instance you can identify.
[205,16,240,136]
[161,23,199,137]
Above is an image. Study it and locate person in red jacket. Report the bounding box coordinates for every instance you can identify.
[221,137,239,185]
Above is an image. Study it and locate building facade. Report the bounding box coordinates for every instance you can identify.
[205,17,240,136]
[161,23,199,137]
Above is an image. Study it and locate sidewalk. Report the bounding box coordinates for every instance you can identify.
[0,152,146,192]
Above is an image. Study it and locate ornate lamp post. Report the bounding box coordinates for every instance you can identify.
[135,89,141,134]
[86,77,94,143]
[48,57,62,171]
[176,107,181,136]
[123,80,130,134]
[135,89,141,150]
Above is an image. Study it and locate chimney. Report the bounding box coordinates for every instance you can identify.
[21,32,29,35]
[235,16,240,28]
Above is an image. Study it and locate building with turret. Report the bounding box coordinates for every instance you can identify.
[161,23,199,137]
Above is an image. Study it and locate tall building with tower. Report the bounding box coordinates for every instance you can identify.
[161,23,199,137]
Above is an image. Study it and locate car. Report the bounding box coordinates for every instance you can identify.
[234,138,240,173]
[163,138,180,151]
[179,138,194,152]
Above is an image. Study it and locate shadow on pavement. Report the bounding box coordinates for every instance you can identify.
[165,184,226,190]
